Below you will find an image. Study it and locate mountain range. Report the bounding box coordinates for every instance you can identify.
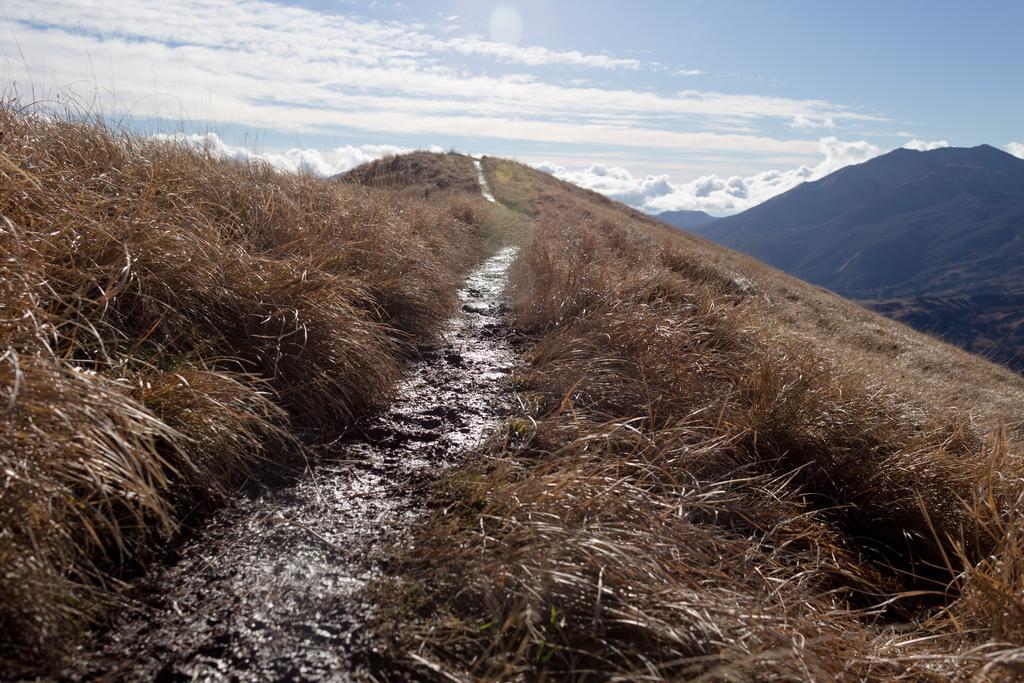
[685,144,1024,371]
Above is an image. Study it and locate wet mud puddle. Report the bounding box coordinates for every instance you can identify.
[74,246,519,681]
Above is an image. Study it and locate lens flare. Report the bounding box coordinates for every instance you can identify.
[488,5,523,45]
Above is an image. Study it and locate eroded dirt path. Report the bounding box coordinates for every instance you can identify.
[72,246,519,681]
[473,158,496,203]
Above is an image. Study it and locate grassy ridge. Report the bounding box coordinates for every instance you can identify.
[382,158,1024,679]
[340,151,483,196]
[0,107,490,670]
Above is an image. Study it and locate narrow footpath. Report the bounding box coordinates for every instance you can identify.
[72,168,517,681]
[473,158,496,203]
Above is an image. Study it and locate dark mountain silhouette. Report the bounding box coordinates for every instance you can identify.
[695,145,1024,370]
[656,209,718,230]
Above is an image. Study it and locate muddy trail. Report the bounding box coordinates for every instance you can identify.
[68,244,519,681]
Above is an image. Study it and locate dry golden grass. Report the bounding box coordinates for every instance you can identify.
[6,109,1024,678]
[380,157,1024,680]
[0,105,491,672]
[340,150,482,196]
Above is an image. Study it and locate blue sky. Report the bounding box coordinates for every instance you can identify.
[3,0,1022,214]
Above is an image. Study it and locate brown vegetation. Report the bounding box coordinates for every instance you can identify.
[381,157,1024,679]
[0,106,490,672]
[6,112,1024,679]
[339,150,481,196]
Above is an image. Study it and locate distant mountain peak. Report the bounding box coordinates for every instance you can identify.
[691,144,1024,371]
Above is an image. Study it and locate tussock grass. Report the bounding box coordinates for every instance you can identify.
[340,151,482,196]
[0,105,488,672]
[382,158,1024,679]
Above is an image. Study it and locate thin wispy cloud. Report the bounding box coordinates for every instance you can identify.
[444,37,642,70]
[2,0,884,159]
[789,115,836,130]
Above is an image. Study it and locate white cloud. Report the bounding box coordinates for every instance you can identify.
[445,37,640,69]
[903,139,950,151]
[814,137,882,174]
[533,161,674,206]
[150,132,440,176]
[789,115,836,129]
[0,0,883,158]
[1007,142,1024,159]
[535,137,883,215]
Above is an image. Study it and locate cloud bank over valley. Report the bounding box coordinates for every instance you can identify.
[532,138,1024,215]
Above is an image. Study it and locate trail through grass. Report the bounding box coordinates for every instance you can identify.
[375,156,1024,681]
[70,245,522,679]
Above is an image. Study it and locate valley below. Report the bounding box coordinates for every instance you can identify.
[863,289,1024,371]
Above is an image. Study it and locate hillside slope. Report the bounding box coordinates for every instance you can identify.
[0,109,495,674]
[378,156,1024,680]
[695,145,1024,370]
